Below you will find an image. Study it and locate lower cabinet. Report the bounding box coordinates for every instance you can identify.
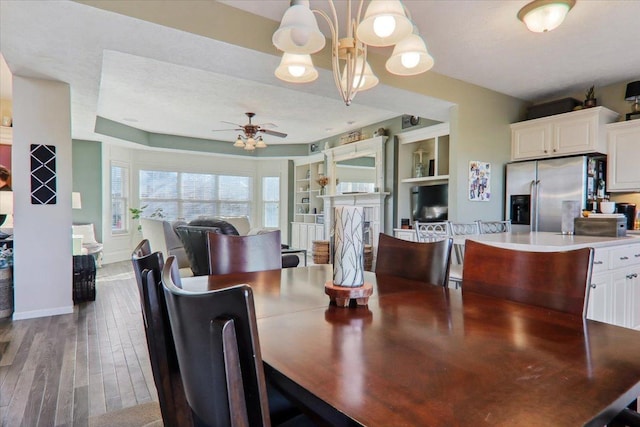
[291,222,325,254]
[587,245,640,330]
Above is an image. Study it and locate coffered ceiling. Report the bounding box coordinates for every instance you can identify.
[1,1,639,149]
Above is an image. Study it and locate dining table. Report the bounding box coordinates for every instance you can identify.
[182,265,640,427]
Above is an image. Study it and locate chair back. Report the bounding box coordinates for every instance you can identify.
[130,241,192,427]
[207,230,282,276]
[477,220,511,234]
[161,256,271,427]
[375,233,453,287]
[176,225,222,276]
[448,222,480,264]
[414,221,450,242]
[462,240,594,317]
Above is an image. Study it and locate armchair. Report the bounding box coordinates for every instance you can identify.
[71,223,103,267]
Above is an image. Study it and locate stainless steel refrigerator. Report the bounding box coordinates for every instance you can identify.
[505,156,604,233]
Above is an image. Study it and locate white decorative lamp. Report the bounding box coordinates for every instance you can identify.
[517,0,576,33]
[325,206,373,307]
[72,192,82,209]
[0,191,13,228]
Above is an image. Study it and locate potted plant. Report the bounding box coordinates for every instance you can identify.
[584,85,597,108]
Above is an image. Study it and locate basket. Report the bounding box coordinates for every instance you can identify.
[0,267,12,318]
[312,240,330,264]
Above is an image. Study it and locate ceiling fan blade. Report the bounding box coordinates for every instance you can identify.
[260,129,287,138]
[220,120,242,127]
[212,128,242,132]
[257,122,277,128]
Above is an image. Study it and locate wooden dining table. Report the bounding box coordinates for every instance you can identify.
[182,265,640,427]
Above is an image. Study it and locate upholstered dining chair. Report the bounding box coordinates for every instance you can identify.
[131,239,193,427]
[447,222,481,288]
[161,256,311,427]
[206,230,282,276]
[476,220,512,234]
[375,233,453,287]
[414,221,450,242]
[462,240,594,317]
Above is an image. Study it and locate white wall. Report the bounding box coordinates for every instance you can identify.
[13,77,73,319]
[102,143,290,263]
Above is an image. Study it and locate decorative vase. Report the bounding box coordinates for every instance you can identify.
[584,98,597,108]
[333,206,365,288]
[320,186,325,196]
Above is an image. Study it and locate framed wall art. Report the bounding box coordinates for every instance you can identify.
[469,160,491,202]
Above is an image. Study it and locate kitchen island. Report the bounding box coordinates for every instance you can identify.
[461,231,640,330]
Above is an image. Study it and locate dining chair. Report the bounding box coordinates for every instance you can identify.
[131,239,193,427]
[161,256,310,427]
[375,232,453,287]
[207,230,282,276]
[476,219,512,233]
[447,221,481,288]
[414,221,450,242]
[462,240,594,317]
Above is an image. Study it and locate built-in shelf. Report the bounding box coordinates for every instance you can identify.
[401,175,450,184]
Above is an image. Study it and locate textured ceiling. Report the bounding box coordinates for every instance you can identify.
[1,0,639,148]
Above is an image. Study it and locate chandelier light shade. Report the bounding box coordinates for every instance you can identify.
[625,81,640,113]
[273,0,433,106]
[272,0,326,54]
[517,0,576,33]
[356,0,413,47]
[385,28,434,76]
[275,53,319,83]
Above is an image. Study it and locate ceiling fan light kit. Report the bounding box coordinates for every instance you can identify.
[517,0,576,33]
[218,112,287,150]
[273,0,433,106]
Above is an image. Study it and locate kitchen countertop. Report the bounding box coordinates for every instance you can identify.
[462,231,640,251]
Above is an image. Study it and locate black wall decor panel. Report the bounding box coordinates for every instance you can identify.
[30,144,57,205]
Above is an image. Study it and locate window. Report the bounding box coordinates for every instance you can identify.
[139,170,252,221]
[262,176,280,228]
[111,163,129,234]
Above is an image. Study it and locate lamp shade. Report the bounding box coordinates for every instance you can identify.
[272,1,325,54]
[356,0,413,47]
[0,191,12,214]
[386,33,434,76]
[625,81,640,101]
[72,192,82,209]
[341,58,379,92]
[517,0,575,33]
[275,53,319,83]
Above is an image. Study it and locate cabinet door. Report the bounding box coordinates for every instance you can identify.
[587,273,613,324]
[299,224,309,252]
[291,223,301,249]
[553,114,596,156]
[607,124,640,191]
[626,267,640,330]
[511,124,551,160]
[612,270,631,327]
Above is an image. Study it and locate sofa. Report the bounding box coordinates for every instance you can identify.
[139,218,193,277]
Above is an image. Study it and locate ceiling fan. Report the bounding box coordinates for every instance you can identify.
[214,112,288,151]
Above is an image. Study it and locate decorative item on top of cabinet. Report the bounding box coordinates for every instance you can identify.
[510,107,619,161]
[606,119,640,192]
[583,85,597,108]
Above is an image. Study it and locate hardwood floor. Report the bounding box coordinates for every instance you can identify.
[0,261,156,427]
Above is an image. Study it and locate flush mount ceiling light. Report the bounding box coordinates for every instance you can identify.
[273,0,433,106]
[517,0,576,33]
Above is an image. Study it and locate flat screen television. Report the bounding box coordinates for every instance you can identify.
[411,184,448,222]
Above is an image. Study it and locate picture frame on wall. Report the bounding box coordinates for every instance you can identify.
[469,161,491,202]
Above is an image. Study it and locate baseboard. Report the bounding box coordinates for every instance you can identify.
[12,305,74,320]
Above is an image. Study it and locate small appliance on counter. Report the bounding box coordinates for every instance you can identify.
[574,214,627,237]
[616,203,636,230]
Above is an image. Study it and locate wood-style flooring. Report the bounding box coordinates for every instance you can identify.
[0,261,156,427]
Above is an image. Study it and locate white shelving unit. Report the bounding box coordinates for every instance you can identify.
[292,154,326,253]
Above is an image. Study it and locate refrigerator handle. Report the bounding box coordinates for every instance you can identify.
[529,180,537,232]
[534,180,541,231]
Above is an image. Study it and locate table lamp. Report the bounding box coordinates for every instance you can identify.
[72,192,82,209]
[625,81,640,115]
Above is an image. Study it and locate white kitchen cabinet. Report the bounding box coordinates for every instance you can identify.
[511,107,619,161]
[606,120,640,192]
[291,222,324,253]
[587,244,640,329]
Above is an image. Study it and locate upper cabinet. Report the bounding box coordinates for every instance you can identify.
[607,120,640,192]
[511,107,619,161]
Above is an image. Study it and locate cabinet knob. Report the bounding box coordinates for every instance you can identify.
[544,150,548,153]
[626,274,636,280]
[553,149,557,152]
[594,261,603,265]
[590,283,597,289]
[620,256,629,260]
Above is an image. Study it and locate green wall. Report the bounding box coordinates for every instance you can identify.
[72,139,103,240]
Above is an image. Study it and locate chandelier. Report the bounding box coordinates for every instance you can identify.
[273,0,433,106]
